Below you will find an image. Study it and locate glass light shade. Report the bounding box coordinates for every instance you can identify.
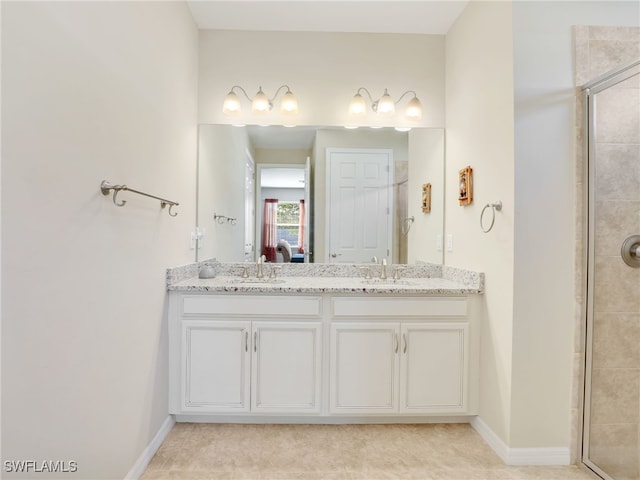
[348,93,367,117]
[405,96,423,121]
[376,91,395,116]
[280,90,299,115]
[252,88,271,114]
[222,91,241,115]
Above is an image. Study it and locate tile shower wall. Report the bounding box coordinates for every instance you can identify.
[575,26,640,480]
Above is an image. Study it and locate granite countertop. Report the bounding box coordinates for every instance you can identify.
[167,261,484,295]
[169,275,480,294]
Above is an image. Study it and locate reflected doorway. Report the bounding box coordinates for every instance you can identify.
[256,163,311,263]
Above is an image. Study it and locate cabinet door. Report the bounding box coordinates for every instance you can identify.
[251,322,322,413]
[400,323,468,413]
[330,323,400,414]
[182,321,251,412]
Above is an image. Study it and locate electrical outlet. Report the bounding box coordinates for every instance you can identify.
[436,234,443,252]
[446,234,453,252]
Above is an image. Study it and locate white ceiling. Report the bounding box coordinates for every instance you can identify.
[187,1,469,35]
[260,166,306,189]
[247,125,320,149]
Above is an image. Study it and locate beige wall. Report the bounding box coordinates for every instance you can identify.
[445,0,639,456]
[198,30,445,128]
[511,1,639,451]
[1,2,198,478]
[442,0,640,457]
[445,0,516,445]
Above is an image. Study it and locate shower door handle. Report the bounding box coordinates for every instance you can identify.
[621,235,640,268]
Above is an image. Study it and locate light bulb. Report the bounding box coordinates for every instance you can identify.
[376,89,395,116]
[349,93,367,117]
[280,90,298,115]
[405,96,423,121]
[252,87,271,114]
[222,90,241,115]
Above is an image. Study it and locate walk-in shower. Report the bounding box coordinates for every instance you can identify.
[581,58,640,480]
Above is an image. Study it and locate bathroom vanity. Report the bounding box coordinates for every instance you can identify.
[167,262,483,423]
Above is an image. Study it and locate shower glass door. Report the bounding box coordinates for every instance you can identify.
[583,60,640,480]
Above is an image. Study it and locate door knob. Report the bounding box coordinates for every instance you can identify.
[621,235,640,268]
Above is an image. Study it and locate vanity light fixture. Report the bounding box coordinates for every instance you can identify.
[222,85,299,116]
[348,88,423,121]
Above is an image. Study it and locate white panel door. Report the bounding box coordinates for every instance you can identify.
[327,148,393,263]
[182,321,251,412]
[251,322,322,413]
[400,323,468,413]
[330,323,400,413]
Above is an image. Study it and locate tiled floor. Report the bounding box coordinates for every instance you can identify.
[141,423,598,480]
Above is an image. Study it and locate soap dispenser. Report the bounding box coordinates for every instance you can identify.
[198,263,216,279]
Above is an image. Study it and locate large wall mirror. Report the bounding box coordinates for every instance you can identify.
[196,124,444,265]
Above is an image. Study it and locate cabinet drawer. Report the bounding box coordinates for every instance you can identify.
[332,297,467,318]
[182,294,322,317]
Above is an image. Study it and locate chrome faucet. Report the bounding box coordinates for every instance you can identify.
[256,255,266,278]
[393,265,406,281]
[380,258,388,280]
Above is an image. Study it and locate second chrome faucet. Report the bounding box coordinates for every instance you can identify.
[256,254,266,278]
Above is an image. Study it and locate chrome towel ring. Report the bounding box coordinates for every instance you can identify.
[401,216,415,235]
[480,201,502,233]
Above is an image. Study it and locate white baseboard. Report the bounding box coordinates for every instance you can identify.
[124,415,175,480]
[470,416,570,466]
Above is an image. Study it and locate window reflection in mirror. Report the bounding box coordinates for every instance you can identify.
[196,125,444,265]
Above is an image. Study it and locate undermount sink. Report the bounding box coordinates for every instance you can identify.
[361,278,416,286]
[229,278,286,285]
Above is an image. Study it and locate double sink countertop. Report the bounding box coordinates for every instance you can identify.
[167,261,484,295]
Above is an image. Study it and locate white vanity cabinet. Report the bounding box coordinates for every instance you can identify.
[169,289,479,421]
[330,323,400,413]
[182,320,251,412]
[330,297,471,415]
[170,293,323,415]
[251,321,322,413]
[399,322,468,413]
